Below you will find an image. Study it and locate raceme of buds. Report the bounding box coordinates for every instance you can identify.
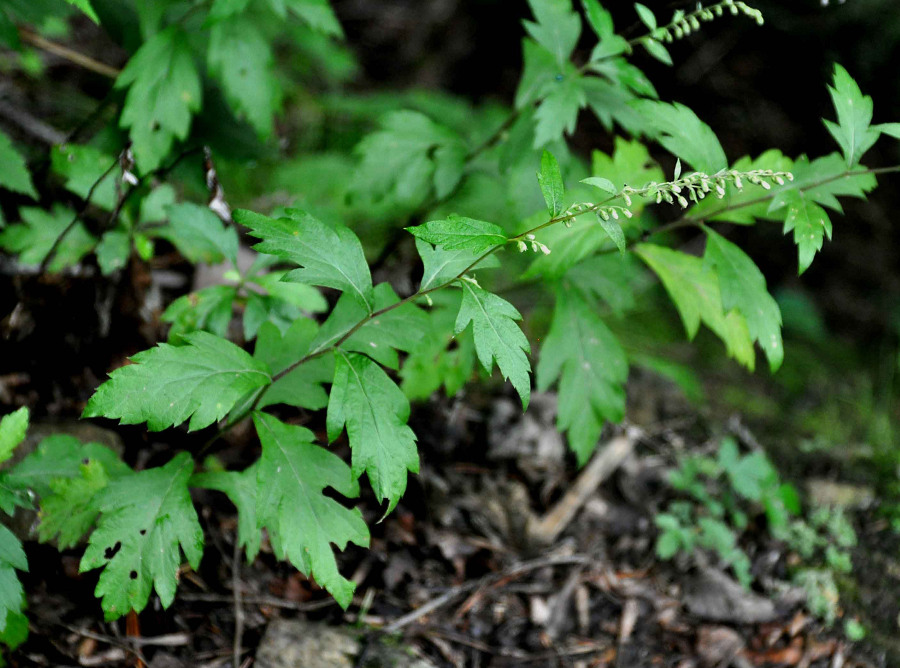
[650,0,764,44]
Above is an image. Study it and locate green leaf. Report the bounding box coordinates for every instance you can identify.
[0,205,95,272]
[254,319,332,410]
[566,253,641,315]
[692,150,794,225]
[351,110,466,208]
[596,211,626,253]
[768,153,875,215]
[400,292,475,400]
[208,18,281,137]
[407,215,507,254]
[191,464,260,562]
[537,289,627,464]
[161,286,237,340]
[83,331,272,431]
[533,73,586,148]
[38,458,126,549]
[0,524,27,635]
[538,150,566,216]
[116,27,202,173]
[236,208,375,311]
[636,244,755,370]
[280,0,343,37]
[65,0,99,22]
[876,122,900,140]
[582,0,614,41]
[416,238,500,292]
[0,408,28,466]
[703,228,783,371]
[779,191,832,275]
[4,435,129,501]
[591,137,664,193]
[515,39,560,108]
[253,412,368,607]
[641,37,671,65]
[207,0,252,21]
[822,64,879,167]
[326,352,419,514]
[153,203,238,266]
[310,283,427,369]
[0,130,36,198]
[524,0,581,68]
[655,530,681,560]
[581,176,616,195]
[0,10,20,50]
[634,3,656,30]
[455,281,532,408]
[95,230,131,275]
[635,101,727,172]
[80,453,203,620]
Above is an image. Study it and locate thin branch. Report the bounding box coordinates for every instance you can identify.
[39,155,119,274]
[382,553,590,634]
[209,161,900,443]
[231,538,244,668]
[18,28,120,79]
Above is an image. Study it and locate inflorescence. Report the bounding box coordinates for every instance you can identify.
[650,0,764,46]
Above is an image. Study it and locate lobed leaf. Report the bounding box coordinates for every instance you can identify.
[310,283,427,369]
[635,100,727,173]
[0,524,27,636]
[779,191,831,275]
[533,72,586,148]
[80,454,203,620]
[0,408,28,466]
[703,228,784,371]
[191,464,261,562]
[236,208,375,311]
[0,205,95,272]
[350,110,466,208]
[822,64,879,167]
[455,281,532,408]
[154,203,239,267]
[253,412,369,607]
[327,352,419,514]
[253,319,332,410]
[0,130,36,198]
[636,244,755,370]
[537,289,627,464]
[417,238,501,293]
[83,331,272,432]
[524,0,582,68]
[208,19,281,137]
[116,27,201,172]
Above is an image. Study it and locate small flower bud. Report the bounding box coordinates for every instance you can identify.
[677,195,689,208]
[517,240,527,252]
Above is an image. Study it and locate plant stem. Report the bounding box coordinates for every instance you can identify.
[18,28,120,79]
[209,161,900,443]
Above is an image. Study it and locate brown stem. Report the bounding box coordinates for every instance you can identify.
[18,28,120,79]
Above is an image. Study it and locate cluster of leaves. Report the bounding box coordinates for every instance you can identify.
[1,0,898,648]
[654,437,858,626]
